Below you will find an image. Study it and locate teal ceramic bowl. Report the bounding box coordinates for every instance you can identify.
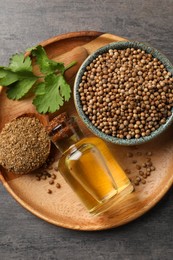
[74,41,173,145]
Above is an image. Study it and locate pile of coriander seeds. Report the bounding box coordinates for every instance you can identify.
[124,149,156,187]
[35,157,62,194]
[78,47,173,139]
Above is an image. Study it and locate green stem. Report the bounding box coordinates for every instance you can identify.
[64,61,77,71]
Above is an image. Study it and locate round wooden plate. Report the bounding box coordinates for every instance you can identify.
[0,31,173,231]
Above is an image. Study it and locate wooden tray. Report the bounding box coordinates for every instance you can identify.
[0,31,173,231]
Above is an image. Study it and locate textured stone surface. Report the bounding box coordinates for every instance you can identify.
[0,1,173,259]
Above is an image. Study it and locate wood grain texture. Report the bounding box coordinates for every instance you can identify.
[0,1,173,260]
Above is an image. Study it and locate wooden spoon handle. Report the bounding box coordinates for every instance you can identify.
[83,33,127,54]
[52,33,127,81]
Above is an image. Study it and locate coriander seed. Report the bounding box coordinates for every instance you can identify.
[56,183,61,189]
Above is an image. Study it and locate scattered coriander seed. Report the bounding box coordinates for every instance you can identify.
[141,179,146,184]
[125,169,131,174]
[49,179,54,185]
[56,183,61,189]
[41,175,47,180]
[47,189,52,194]
[146,151,153,156]
[132,159,137,164]
[146,161,153,167]
[136,176,141,182]
[127,152,133,158]
[134,180,139,186]
[143,173,147,179]
[139,171,144,176]
[150,166,156,171]
[51,174,57,179]
[136,165,141,170]
[142,163,147,168]
[146,168,151,173]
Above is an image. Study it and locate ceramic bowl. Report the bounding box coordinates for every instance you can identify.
[74,41,173,145]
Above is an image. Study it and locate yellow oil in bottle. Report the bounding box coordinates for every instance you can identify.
[58,136,133,214]
[63,143,117,200]
[80,137,132,193]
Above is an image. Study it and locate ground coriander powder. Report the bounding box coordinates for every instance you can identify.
[0,116,50,174]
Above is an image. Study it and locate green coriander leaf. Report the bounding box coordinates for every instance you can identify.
[7,77,37,100]
[59,74,71,101]
[32,45,65,75]
[0,69,19,86]
[9,53,32,72]
[34,82,46,95]
[0,68,8,78]
[0,45,75,113]
[32,73,71,113]
[0,53,38,99]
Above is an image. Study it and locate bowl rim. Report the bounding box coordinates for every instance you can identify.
[74,41,173,145]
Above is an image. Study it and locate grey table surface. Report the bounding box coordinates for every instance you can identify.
[0,1,173,260]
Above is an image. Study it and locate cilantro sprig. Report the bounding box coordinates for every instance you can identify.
[0,45,76,113]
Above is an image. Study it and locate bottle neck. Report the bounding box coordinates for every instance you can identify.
[47,115,84,154]
[53,129,82,154]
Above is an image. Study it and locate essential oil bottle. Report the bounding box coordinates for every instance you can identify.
[47,113,133,215]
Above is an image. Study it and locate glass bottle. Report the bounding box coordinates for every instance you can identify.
[47,113,133,215]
